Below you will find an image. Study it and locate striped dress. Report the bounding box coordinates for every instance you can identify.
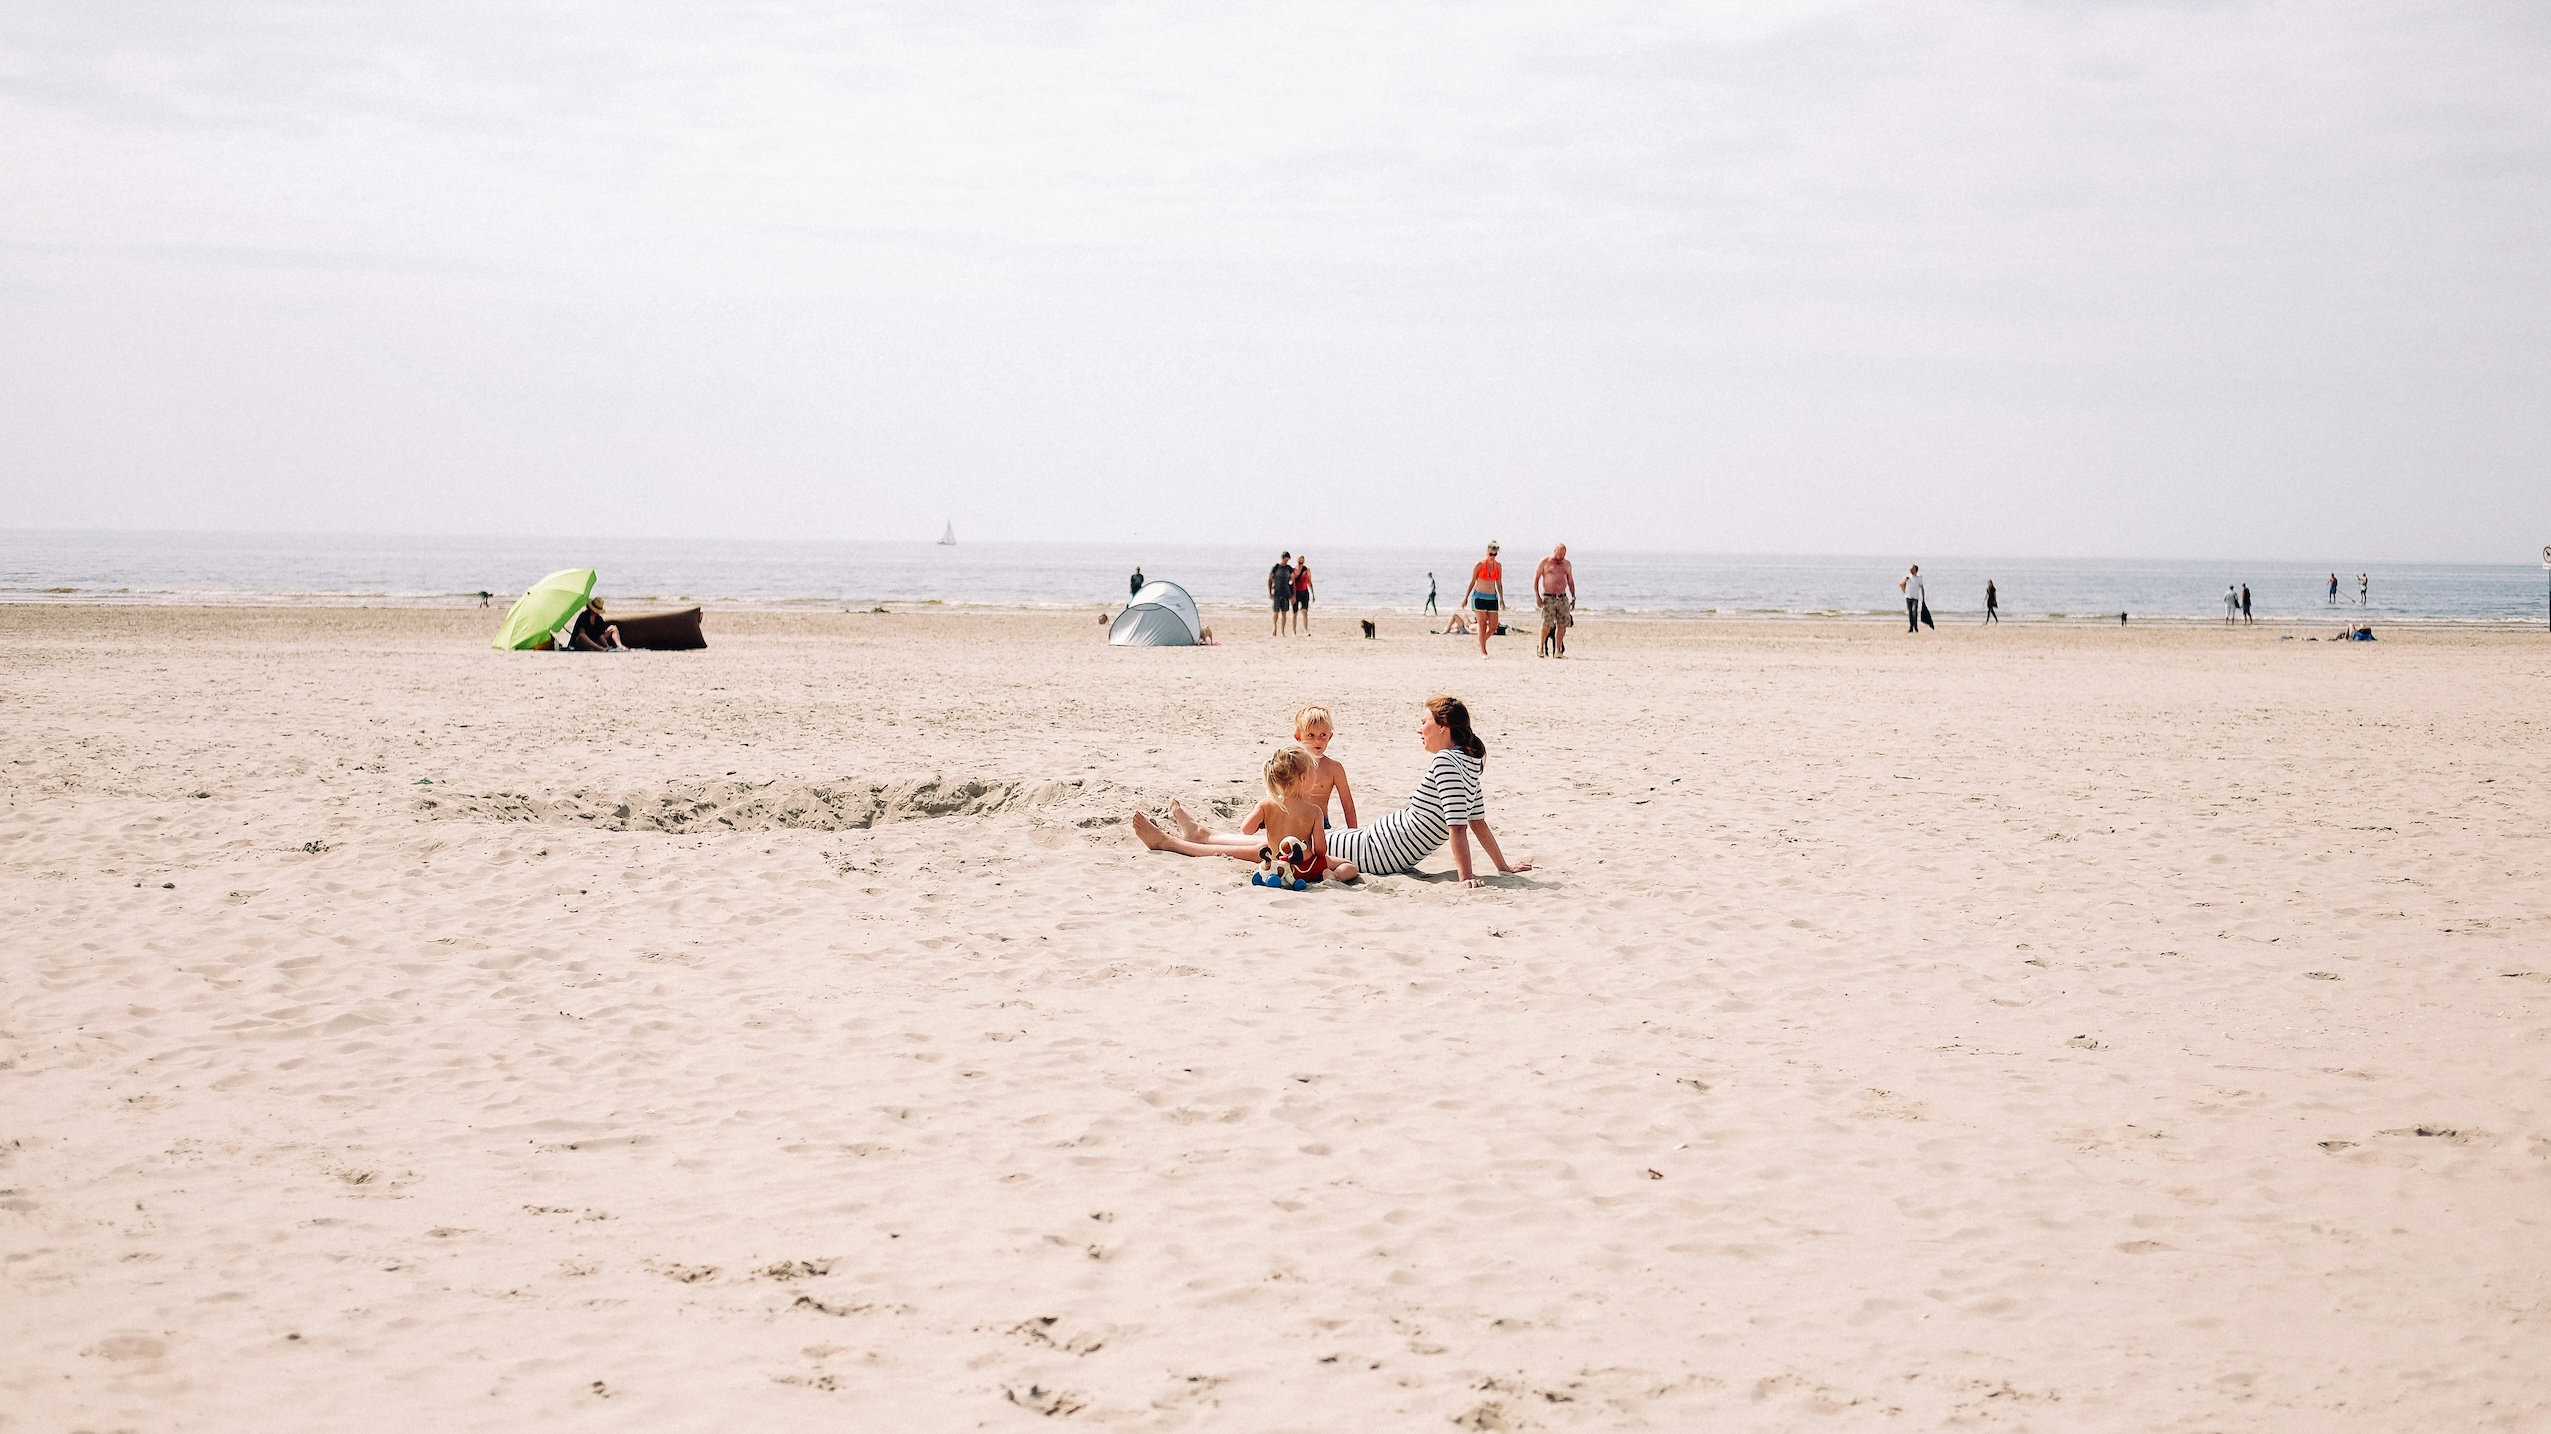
[1326,747,1482,877]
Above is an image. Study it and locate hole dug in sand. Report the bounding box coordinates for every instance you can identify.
[420,775,1114,833]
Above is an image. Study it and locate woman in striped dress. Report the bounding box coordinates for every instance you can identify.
[1326,696,1529,886]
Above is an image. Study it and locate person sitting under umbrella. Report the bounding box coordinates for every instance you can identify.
[567,596,628,651]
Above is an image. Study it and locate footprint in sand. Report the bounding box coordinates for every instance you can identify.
[86,1333,168,1362]
[1003,1384,1086,1417]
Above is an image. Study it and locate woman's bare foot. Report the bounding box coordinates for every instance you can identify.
[1131,811,1173,850]
[1166,799,1210,840]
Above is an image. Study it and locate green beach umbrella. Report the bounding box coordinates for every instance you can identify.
[491,568,597,650]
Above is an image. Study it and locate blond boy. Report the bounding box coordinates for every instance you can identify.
[1289,705,1357,829]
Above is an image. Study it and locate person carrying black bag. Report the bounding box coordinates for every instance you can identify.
[1901,564,1931,633]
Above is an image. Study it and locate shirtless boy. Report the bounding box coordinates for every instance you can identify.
[1286,705,1356,827]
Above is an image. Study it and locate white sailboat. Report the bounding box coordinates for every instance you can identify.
[938,521,956,546]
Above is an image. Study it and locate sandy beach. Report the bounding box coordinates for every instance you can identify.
[3,605,2546,1432]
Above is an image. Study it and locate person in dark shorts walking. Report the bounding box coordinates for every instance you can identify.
[1425,572,1438,615]
[1269,553,1295,637]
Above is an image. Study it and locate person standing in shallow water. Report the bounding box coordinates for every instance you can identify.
[1984,579,1999,624]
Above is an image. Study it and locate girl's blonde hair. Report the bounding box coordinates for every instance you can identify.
[1263,744,1314,796]
[1293,705,1333,736]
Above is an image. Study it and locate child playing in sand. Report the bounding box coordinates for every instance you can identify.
[1160,706,1355,841]
[1289,705,1357,829]
[1130,745,1331,880]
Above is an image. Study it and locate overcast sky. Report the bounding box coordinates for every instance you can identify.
[2,1,2544,560]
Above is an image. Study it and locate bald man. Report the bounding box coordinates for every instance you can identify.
[1535,544,1576,658]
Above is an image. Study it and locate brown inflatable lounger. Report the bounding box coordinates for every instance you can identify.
[604,607,706,650]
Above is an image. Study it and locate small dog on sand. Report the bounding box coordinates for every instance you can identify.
[1359,619,1376,639]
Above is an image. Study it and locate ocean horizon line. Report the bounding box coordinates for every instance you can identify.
[6,529,2544,625]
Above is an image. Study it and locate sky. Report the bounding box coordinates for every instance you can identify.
[2,0,2545,561]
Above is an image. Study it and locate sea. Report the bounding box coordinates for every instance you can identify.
[5,529,2545,626]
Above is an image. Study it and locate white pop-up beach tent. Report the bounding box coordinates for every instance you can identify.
[1109,581,1202,647]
